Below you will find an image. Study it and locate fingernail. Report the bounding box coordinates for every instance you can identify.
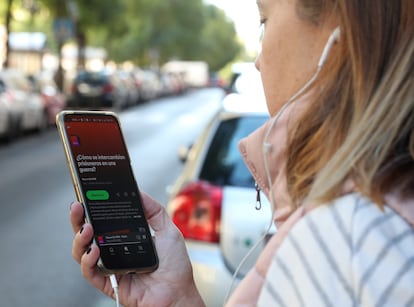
[86,247,92,254]
[80,225,84,234]
[70,202,75,211]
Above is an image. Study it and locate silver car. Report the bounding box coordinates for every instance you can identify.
[0,84,14,140]
[0,69,48,134]
[167,89,274,306]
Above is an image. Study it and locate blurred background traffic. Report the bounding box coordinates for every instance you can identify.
[0,1,269,307]
[0,0,262,143]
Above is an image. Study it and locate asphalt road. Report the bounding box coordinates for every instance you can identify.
[0,88,224,307]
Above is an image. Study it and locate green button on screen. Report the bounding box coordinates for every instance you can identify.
[86,190,109,200]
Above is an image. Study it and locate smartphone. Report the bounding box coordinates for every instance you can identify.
[56,110,158,275]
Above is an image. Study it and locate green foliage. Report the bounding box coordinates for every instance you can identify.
[3,0,243,71]
[200,5,242,72]
[101,0,208,65]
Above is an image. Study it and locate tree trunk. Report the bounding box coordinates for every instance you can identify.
[3,0,13,68]
[54,0,66,91]
[76,24,86,70]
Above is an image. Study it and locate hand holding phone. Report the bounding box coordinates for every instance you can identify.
[70,194,206,306]
[57,110,158,275]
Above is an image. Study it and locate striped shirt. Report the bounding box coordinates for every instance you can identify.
[257,193,414,307]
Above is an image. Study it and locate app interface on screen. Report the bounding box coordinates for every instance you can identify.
[64,114,155,266]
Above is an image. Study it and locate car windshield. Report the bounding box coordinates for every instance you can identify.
[199,115,267,188]
[76,72,107,84]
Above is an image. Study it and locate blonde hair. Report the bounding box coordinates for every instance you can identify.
[288,0,414,207]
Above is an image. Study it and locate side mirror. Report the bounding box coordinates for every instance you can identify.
[178,144,192,163]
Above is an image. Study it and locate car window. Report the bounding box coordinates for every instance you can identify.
[199,115,267,188]
[76,72,106,84]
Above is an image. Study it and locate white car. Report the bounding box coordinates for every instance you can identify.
[0,77,23,140]
[0,88,12,140]
[0,69,48,134]
[167,86,274,306]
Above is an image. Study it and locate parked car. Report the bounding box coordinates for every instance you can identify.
[222,63,266,114]
[0,82,16,141]
[28,72,67,126]
[0,69,48,134]
[166,94,272,307]
[208,72,225,88]
[226,62,264,97]
[68,70,129,110]
[131,69,162,102]
[159,72,186,97]
[115,70,140,107]
[159,73,176,97]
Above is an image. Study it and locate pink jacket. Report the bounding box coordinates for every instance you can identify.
[226,100,414,306]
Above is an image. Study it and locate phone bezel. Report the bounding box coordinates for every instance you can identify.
[56,110,159,275]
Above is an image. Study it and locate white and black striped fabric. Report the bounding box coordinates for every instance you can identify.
[258,193,414,307]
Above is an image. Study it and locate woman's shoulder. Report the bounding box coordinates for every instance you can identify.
[303,193,414,249]
[290,192,414,243]
[289,192,414,274]
[258,193,414,307]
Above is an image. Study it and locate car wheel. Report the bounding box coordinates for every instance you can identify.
[37,111,49,132]
[5,115,22,142]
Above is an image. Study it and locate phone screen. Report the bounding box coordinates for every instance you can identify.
[60,112,158,274]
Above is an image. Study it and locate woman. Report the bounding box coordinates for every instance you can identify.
[70,0,414,306]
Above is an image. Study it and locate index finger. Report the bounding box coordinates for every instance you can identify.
[140,192,174,233]
[70,201,85,233]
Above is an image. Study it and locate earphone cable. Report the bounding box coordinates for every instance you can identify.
[110,274,120,307]
[223,67,322,305]
[222,26,339,305]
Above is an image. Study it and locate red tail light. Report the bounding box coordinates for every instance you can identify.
[70,84,77,94]
[170,181,222,243]
[5,90,15,101]
[103,83,114,93]
[134,79,142,88]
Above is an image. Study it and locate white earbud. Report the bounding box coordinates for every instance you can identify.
[318,26,341,68]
